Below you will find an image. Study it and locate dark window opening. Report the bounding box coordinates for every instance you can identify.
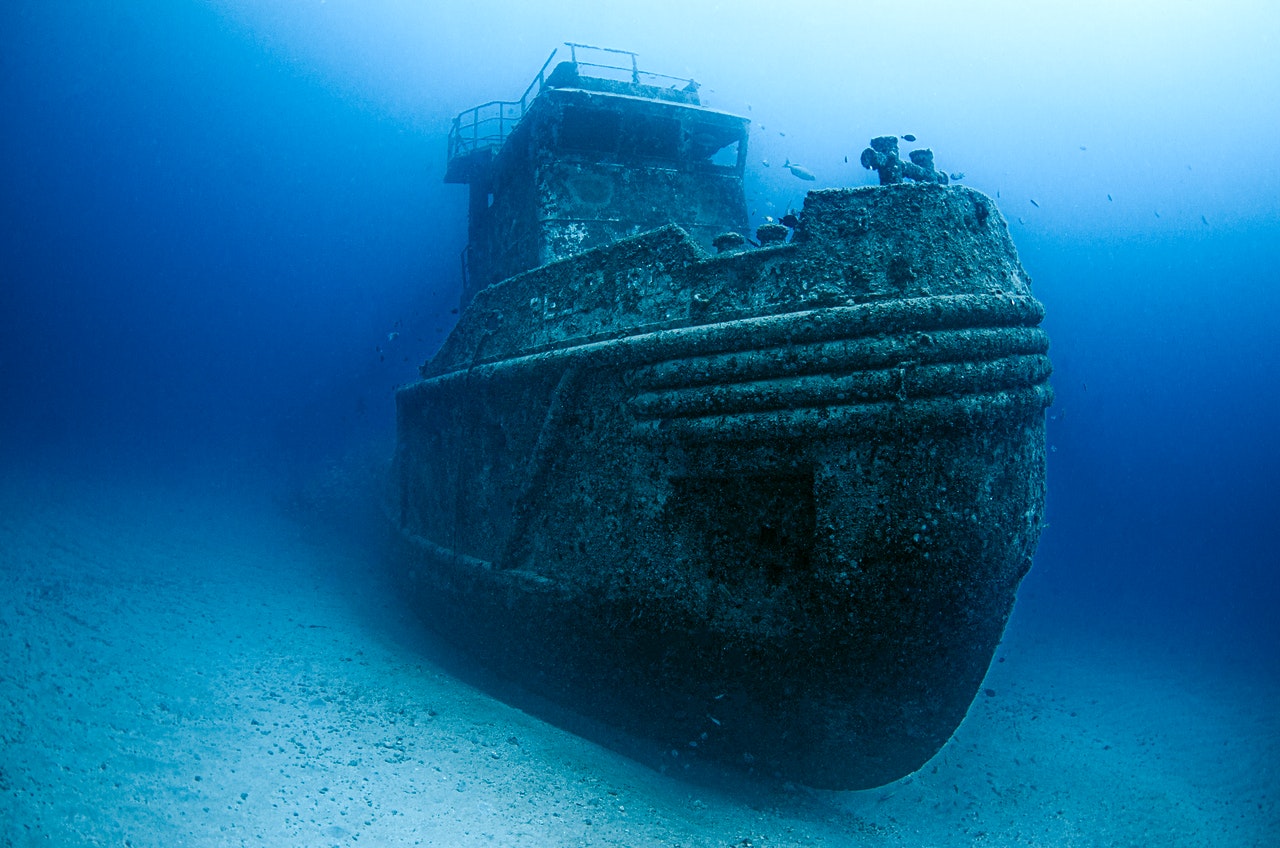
[559,106,621,153]
[686,121,745,171]
[622,115,681,160]
[709,139,740,168]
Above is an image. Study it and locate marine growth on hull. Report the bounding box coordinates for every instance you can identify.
[393,43,1051,789]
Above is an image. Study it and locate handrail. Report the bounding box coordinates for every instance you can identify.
[565,42,696,89]
[446,44,700,167]
[566,42,639,84]
[447,49,558,164]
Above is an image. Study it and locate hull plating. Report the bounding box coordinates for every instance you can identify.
[393,184,1051,788]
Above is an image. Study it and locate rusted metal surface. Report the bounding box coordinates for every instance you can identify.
[446,51,747,307]
[396,52,1050,789]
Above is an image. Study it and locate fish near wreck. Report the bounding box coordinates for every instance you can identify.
[391,43,1052,790]
[785,159,818,180]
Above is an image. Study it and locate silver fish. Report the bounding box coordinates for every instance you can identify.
[785,160,817,181]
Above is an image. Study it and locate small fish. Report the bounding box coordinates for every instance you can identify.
[1154,210,1161,218]
[1017,216,1025,225]
[902,134,917,142]
[949,172,965,181]
[1107,193,1113,201]
[784,159,817,181]
[1079,145,1087,151]
[388,331,399,342]
[761,158,770,167]
[1029,198,1040,208]
[844,155,848,163]
[1201,214,1209,225]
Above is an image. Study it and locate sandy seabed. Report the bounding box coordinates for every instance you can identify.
[1,465,1275,847]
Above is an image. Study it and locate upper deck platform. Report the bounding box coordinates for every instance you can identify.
[445,43,729,184]
[444,44,750,306]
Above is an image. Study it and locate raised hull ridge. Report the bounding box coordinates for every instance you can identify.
[393,182,1052,789]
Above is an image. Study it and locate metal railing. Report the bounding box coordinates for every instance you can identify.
[447,49,558,164]
[446,44,699,166]
[562,42,696,90]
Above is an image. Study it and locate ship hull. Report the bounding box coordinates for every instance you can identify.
[393,184,1051,788]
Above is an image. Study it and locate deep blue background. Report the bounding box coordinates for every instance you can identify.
[3,2,1277,664]
[2,1,462,470]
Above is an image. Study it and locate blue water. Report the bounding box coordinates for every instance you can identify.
[3,1,1277,844]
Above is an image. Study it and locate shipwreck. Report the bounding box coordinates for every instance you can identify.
[392,44,1052,789]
